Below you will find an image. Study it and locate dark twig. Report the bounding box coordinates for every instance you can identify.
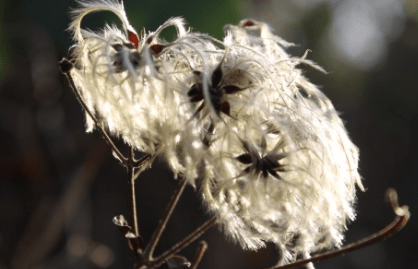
[128,147,140,244]
[61,57,217,269]
[59,58,127,165]
[190,241,208,269]
[133,153,154,177]
[146,217,216,269]
[268,188,410,269]
[144,179,188,260]
[60,58,153,258]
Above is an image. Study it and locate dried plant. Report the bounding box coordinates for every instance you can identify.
[59,1,410,268]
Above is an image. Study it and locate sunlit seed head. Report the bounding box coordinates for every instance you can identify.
[68,1,362,266]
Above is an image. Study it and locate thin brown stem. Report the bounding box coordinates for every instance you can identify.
[267,189,410,269]
[60,58,127,164]
[128,147,140,240]
[190,241,208,269]
[146,217,216,269]
[133,153,154,176]
[144,179,188,260]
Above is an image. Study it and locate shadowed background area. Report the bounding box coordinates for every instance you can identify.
[0,0,417,268]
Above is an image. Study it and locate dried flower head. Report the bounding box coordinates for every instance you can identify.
[67,1,364,266]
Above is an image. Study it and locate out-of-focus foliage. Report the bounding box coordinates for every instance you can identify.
[0,1,417,269]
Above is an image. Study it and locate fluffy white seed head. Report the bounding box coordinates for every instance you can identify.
[68,2,363,265]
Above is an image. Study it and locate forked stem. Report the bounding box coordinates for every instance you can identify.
[268,189,410,269]
[60,59,155,256]
[60,58,215,269]
[144,179,188,260]
[145,217,216,269]
[190,241,208,269]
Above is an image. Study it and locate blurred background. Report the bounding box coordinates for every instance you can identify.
[0,0,417,268]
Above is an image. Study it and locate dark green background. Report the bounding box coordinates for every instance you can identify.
[0,1,417,269]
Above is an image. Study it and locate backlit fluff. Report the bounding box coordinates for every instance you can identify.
[68,1,364,266]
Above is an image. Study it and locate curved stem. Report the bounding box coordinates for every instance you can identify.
[146,217,216,269]
[268,189,410,269]
[60,58,127,164]
[143,179,188,260]
[128,147,140,240]
[190,241,208,269]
